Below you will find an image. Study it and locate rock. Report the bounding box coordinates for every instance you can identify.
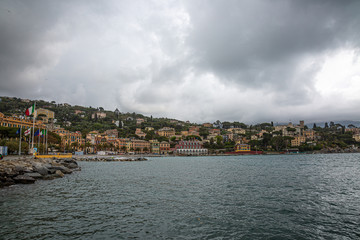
[24,172,43,179]
[34,166,49,176]
[13,175,36,184]
[54,170,64,178]
[49,166,72,174]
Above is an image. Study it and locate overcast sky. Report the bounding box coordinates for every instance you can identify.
[1,0,360,124]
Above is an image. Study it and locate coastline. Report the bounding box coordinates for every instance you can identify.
[0,156,80,188]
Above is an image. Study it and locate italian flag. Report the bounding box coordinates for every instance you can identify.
[25,104,35,116]
[40,129,47,136]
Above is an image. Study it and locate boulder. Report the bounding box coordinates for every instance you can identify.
[49,166,72,174]
[34,166,49,176]
[54,170,64,178]
[24,172,43,179]
[13,175,36,184]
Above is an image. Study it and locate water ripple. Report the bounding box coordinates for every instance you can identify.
[1,153,360,239]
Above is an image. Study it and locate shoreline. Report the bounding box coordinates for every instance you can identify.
[0,156,80,188]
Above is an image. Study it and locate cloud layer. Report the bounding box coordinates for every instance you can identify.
[1,0,360,123]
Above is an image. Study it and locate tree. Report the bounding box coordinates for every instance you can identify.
[216,135,223,145]
[271,136,285,151]
[324,122,329,128]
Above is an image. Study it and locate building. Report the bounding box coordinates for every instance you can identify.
[235,143,251,152]
[227,128,245,135]
[91,112,106,119]
[35,108,55,123]
[202,123,213,128]
[145,127,154,131]
[353,134,360,142]
[116,138,128,152]
[209,129,221,135]
[54,128,83,151]
[74,110,85,115]
[104,129,119,139]
[128,139,150,153]
[157,127,175,137]
[181,131,189,137]
[159,141,170,154]
[291,136,306,147]
[136,118,145,125]
[175,140,208,155]
[189,126,200,132]
[149,140,160,154]
[303,129,315,140]
[135,128,146,139]
[0,112,46,129]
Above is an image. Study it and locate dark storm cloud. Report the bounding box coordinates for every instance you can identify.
[0,0,360,123]
[185,0,360,87]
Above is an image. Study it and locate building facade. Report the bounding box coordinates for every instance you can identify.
[175,140,208,155]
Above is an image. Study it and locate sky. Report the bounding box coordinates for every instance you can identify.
[1,0,360,124]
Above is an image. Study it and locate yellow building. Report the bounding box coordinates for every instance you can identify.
[35,108,55,123]
[157,127,175,137]
[127,139,150,153]
[353,134,360,142]
[0,112,45,129]
[235,143,251,152]
[303,129,315,140]
[145,127,154,131]
[291,136,306,147]
[54,128,83,151]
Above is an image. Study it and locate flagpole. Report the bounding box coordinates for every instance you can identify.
[38,128,40,153]
[19,126,22,156]
[28,130,31,153]
[31,102,36,153]
[46,128,48,154]
[43,129,45,154]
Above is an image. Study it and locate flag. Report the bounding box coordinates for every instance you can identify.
[25,104,35,116]
[16,128,21,134]
[24,128,31,136]
[41,129,47,137]
[34,129,40,136]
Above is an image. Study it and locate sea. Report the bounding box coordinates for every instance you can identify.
[1,154,360,239]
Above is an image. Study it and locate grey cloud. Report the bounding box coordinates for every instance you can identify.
[0,0,360,123]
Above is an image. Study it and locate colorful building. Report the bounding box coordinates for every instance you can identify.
[175,140,208,155]
[235,143,251,152]
[159,141,170,154]
[149,140,160,154]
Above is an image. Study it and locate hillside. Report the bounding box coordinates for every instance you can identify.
[0,96,192,137]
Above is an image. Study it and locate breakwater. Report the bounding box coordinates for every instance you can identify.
[0,157,80,188]
[76,156,148,162]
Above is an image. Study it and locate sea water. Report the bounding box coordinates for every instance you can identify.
[1,154,360,239]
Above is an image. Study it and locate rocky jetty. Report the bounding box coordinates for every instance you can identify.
[77,157,148,162]
[0,157,80,188]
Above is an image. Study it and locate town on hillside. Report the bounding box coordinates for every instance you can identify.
[0,96,360,156]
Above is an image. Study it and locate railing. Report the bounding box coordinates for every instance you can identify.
[35,153,73,159]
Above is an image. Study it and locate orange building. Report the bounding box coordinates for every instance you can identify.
[159,141,170,154]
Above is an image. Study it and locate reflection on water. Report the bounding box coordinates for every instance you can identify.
[1,154,360,239]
